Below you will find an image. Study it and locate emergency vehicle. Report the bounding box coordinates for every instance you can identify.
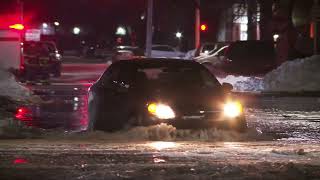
[0,23,62,80]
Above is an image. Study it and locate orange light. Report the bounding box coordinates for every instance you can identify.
[200,24,207,31]
[9,24,24,30]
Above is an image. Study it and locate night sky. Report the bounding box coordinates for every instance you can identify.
[0,0,232,48]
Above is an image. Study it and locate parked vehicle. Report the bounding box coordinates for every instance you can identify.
[195,45,229,65]
[197,41,277,76]
[150,45,185,59]
[23,41,62,79]
[222,41,277,75]
[111,46,145,62]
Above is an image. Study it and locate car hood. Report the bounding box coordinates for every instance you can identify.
[146,86,225,113]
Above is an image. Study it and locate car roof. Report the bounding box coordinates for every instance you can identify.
[152,45,172,47]
[112,58,201,68]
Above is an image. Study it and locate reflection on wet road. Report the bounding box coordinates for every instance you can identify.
[16,85,89,131]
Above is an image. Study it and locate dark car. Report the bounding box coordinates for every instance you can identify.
[217,40,277,75]
[200,41,277,76]
[88,59,247,132]
[111,46,145,63]
[23,41,62,80]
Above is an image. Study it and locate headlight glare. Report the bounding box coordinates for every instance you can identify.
[148,103,175,119]
[223,101,243,118]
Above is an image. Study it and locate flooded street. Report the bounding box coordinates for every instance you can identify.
[13,82,320,142]
[1,63,320,179]
[1,140,320,179]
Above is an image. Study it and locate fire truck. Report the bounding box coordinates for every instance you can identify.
[0,23,62,81]
[0,24,24,75]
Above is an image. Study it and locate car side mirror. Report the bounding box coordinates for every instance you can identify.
[222,83,233,92]
[115,83,130,93]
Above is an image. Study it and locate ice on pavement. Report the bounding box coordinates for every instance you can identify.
[217,75,264,92]
[264,55,320,92]
[0,140,319,179]
[0,122,272,142]
[0,68,31,99]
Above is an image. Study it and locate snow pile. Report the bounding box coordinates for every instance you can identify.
[0,68,31,99]
[217,75,264,92]
[264,55,320,92]
[40,123,270,142]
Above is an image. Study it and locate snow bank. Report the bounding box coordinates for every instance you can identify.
[215,56,320,92]
[264,55,320,92]
[217,75,264,92]
[38,123,270,142]
[0,68,31,99]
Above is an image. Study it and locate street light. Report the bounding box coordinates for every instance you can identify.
[73,27,81,35]
[273,34,280,42]
[176,32,183,39]
[42,23,48,28]
[54,21,60,26]
[116,26,126,36]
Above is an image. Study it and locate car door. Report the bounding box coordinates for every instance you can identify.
[100,63,134,126]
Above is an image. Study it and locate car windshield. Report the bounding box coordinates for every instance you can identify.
[152,46,174,51]
[24,42,50,55]
[137,66,220,89]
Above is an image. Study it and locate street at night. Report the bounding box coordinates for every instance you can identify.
[1,59,320,179]
[1,0,320,179]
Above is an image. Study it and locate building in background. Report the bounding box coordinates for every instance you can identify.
[217,2,261,42]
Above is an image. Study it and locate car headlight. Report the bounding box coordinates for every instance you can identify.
[55,53,62,60]
[148,103,175,119]
[223,101,243,118]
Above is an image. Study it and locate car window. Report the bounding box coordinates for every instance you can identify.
[136,65,220,89]
[117,65,135,86]
[24,42,50,55]
[43,43,56,53]
[152,46,175,52]
[101,64,120,86]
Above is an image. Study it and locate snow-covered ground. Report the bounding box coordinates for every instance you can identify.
[0,68,31,99]
[216,55,320,92]
[264,55,320,92]
[0,140,319,179]
[217,75,264,92]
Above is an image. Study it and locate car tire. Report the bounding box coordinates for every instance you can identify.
[234,118,247,133]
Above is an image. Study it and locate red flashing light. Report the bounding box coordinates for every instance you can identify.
[15,107,32,121]
[200,24,207,31]
[9,24,24,30]
[13,158,28,164]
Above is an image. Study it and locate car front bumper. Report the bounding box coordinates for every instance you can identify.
[144,115,247,131]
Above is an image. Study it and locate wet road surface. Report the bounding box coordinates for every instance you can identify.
[1,62,320,179]
[0,140,320,179]
[15,83,320,142]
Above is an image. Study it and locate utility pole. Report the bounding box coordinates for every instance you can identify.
[195,0,200,49]
[17,0,24,23]
[145,0,154,58]
[247,0,257,40]
[312,0,320,55]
